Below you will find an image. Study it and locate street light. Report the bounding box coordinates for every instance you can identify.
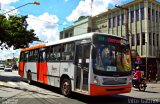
[3,1,40,15]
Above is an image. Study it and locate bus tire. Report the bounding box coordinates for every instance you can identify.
[61,78,71,97]
[27,71,32,84]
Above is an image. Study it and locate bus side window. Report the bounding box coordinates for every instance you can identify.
[57,45,61,61]
[46,47,49,62]
[62,42,74,61]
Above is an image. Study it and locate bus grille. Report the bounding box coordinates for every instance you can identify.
[102,78,127,85]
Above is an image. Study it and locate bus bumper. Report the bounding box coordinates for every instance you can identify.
[90,84,132,96]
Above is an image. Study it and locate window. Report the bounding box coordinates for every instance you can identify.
[70,33,73,37]
[157,34,159,46]
[39,48,46,62]
[113,17,116,27]
[20,52,25,62]
[153,33,155,46]
[137,33,140,45]
[131,11,134,23]
[28,50,38,62]
[65,33,69,38]
[142,33,145,45]
[159,12,160,21]
[60,33,63,39]
[152,9,154,21]
[149,33,151,45]
[136,9,139,21]
[148,8,150,20]
[156,11,158,22]
[141,8,144,20]
[61,42,74,61]
[46,45,61,62]
[117,15,120,26]
[132,34,135,46]
[109,18,111,28]
[121,14,124,25]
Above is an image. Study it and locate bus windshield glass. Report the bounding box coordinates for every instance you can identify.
[92,34,131,74]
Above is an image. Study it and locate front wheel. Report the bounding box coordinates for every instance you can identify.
[61,78,71,97]
[139,83,146,91]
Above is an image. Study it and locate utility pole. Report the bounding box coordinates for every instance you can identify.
[91,0,93,32]
[145,42,148,79]
[115,5,129,41]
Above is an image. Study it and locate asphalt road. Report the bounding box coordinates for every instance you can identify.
[0,70,160,104]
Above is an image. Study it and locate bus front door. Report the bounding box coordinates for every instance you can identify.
[75,44,90,92]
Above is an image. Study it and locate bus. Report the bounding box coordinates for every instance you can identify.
[18,32,132,96]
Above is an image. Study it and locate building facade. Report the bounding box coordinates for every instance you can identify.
[60,16,92,39]
[60,0,160,80]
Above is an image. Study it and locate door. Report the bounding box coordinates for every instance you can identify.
[19,52,28,77]
[75,44,90,91]
[37,48,48,84]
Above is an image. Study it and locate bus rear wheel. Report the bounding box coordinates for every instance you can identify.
[27,71,32,84]
[61,78,71,97]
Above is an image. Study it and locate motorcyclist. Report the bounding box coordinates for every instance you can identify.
[132,66,142,84]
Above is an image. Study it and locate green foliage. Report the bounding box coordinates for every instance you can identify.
[0,15,39,49]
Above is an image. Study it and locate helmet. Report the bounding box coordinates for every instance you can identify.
[136,66,140,70]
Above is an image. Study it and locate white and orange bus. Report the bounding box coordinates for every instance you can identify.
[18,32,132,96]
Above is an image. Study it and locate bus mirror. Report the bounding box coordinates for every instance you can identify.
[92,43,96,48]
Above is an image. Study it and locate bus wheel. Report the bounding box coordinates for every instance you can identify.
[61,78,71,97]
[27,71,32,84]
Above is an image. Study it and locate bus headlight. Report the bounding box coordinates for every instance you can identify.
[128,77,132,84]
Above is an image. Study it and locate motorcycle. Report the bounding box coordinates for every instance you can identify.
[132,78,147,91]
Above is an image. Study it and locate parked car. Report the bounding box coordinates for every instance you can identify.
[0,64,5,70]
[4,65,12,72]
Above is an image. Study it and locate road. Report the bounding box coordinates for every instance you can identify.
[0,70,160,104]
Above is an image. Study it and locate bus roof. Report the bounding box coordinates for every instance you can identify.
[21,32,127,52]
[46,32,126,46]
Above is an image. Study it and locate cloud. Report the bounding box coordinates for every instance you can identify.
[0,0,20,60]
[0,0,19,15]
[0,0,19,4]
[27,13,59,43]
[64,0,69,2]
[66,0,127,22]
[0,47,20,60]
[63,22,67,26]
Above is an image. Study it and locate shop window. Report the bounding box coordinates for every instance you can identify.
[131,11,134,23]
[136,9,139,21]
[142,33,145,45]
[141,8,144,20]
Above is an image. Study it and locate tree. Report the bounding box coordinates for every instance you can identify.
[0,15,39,49]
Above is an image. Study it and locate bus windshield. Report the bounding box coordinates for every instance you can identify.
[92,34,131,75]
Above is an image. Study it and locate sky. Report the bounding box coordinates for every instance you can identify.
[0,0,154,60]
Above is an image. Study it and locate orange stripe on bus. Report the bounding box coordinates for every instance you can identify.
[18,62,25,77]
[36,62,48,84]
[90,84,131,96]
[21,44,46,52]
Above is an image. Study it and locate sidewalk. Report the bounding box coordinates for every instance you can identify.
[146,80,160,84]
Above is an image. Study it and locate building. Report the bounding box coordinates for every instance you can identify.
[60,16,92,39]
[60,0,160,80]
